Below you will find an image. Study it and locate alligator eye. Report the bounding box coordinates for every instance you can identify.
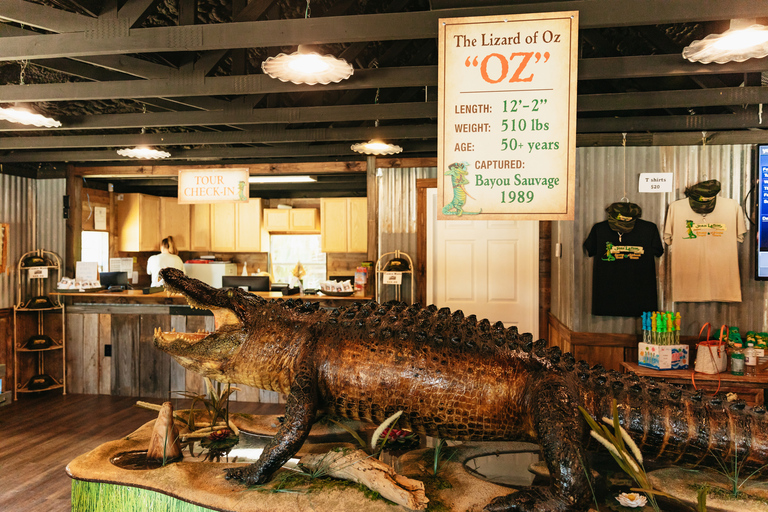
[227,290,235,298]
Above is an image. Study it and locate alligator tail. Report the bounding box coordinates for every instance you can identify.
[573,364,768,473]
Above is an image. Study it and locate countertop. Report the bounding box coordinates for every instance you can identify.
[52,289,373,305]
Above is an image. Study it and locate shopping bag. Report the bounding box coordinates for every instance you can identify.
[694,323,727,374]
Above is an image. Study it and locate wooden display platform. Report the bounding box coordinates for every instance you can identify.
[621,362,768,405]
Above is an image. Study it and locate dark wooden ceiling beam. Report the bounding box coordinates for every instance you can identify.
[578,111,763,132]
[0,0,93,33]
[0,0,759,60]
[0,66,436,102]
[578,54,768,80]
[578,86,768,112]
[0,124,436,150]
[0,102,437,131]
[0,140,436,163]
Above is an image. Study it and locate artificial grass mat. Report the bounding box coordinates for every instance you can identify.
[72,480,215,512]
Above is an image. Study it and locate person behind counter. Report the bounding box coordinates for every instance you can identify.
[147,236,185,287]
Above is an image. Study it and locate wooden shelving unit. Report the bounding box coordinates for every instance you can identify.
[13,249,66,400]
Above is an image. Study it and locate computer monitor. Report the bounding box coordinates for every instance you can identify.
[756,144,768,280]
[99,271,130,289]
[221,275,270,291]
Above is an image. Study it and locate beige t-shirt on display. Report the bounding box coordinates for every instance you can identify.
[663,197,747,302]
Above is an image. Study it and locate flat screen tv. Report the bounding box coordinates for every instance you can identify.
[756,144,768,280]
[221,275,270,291]
[99,271,130,289]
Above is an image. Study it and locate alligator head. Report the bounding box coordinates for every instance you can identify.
[154,267,264,380]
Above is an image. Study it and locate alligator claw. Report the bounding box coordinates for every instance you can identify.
[225,466,267,486]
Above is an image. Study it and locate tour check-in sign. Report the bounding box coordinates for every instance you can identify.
[438,12,578,220]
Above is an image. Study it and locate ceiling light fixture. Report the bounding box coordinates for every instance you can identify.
[116,110,170,159]
[261,1,353,85]
[351,88,403,156]
[351,140,403,156]
[0,60,61,128]
[116,147,171,159]
[248,175,317,184]
[683,20,768,64]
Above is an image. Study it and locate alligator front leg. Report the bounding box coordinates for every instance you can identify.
[485,376,593,512]
[225,359,318,485]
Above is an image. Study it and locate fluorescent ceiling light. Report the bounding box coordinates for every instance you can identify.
[351,140,403,156]
[116,147,171,159]
[248,175,317,183]
[0,106,61,128]
[683,24,768,64]
[262,45,353,85]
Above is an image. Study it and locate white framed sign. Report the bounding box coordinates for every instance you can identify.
[382,272,403,285]
[438,12,578,220]
[639,173,674,193]
[28,267,48,279]
[177,168,250,204]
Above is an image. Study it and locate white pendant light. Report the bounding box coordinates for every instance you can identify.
[248,175,317,183]
[262,45,353,85]
[683,21,768,64]
[0,106,61,128]
[116,147,171,159]
[261,1,352,85]
[351,140,403,156]
[1,61,61,128]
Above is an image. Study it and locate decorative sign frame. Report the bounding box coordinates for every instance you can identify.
[177,168,250,204]
[438,12,578,220]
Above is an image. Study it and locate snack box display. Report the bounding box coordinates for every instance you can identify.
[638,342,689,370]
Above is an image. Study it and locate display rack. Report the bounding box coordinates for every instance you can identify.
[375,250,414,304]
[13,249,66,399]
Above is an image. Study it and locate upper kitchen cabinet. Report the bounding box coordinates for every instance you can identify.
[321,198,367,253]
[159,197,190,251]
[116,193,160,252]
[264,208,320,233]
[194,199,264,252]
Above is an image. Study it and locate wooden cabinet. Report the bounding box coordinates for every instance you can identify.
[321,198,367,253]
[159,197,190,251]
[235,199,264,251]
[191,199,264,252]
[117,193,160,252]
[190,204,211,251]
[264,208,320,232]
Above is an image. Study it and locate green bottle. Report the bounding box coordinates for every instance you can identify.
[731,350,745,376]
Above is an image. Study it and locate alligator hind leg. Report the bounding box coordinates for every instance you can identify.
[225,359,318,485]
[485,377,593,512]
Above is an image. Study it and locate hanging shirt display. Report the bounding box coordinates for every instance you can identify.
[663,196,747,302]
[584,204,664,317]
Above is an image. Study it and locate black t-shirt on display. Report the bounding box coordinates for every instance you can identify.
[583,219,664,317]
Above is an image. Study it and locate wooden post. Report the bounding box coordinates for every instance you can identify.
[65,165,82,279]
[366,156,378,299]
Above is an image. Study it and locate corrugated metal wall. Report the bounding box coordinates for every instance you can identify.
[377,166,437,303]
[552,144,766,337]
[0,176,66,308]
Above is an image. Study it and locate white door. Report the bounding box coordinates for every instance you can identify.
[427,189,539,337]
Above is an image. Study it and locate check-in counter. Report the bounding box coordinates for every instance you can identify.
[54,290,372,402]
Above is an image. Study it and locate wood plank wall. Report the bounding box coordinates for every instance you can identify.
[548,312,639,371]
[66,308,284,403]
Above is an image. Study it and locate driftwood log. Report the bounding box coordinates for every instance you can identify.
[300,449,429,511]
[146,402,183,461]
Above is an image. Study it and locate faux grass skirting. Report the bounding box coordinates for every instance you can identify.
[71,480,216,512]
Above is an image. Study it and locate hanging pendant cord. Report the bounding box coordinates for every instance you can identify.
[621,132,628,202]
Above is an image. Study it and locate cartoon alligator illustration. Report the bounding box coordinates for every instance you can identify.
[442,161,481,216]
[155,267,768,512]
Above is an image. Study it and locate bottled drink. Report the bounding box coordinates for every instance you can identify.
[745,345,757,376]
[731,351,745,376]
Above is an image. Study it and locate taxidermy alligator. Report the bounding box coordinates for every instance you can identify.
[155,268,768,512]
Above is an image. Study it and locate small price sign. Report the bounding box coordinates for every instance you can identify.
[438,12,578,220]
[382,272,403,285]
[638,173,673,193]
[29,267,48,279]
